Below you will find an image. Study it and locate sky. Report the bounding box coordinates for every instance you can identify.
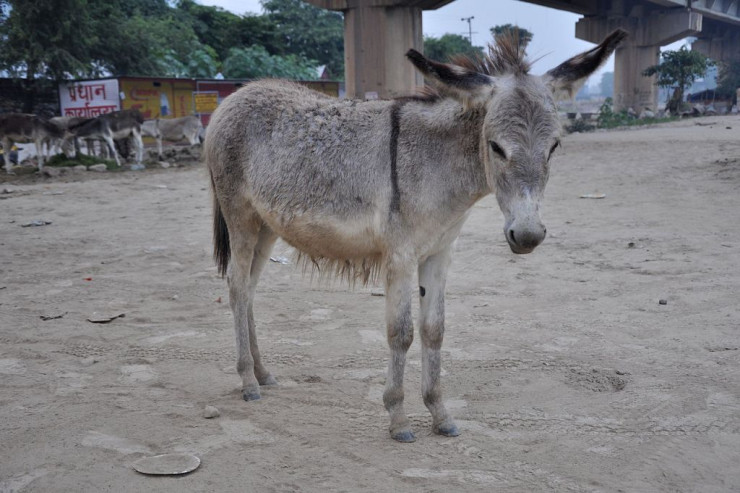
[198,0,687,87]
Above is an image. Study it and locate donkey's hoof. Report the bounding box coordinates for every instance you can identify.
[259,374,278,386]
[390,430,416,443]
[242,388,261,401]
[434,420,460,437]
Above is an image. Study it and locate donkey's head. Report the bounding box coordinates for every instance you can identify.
[407,29,627,254]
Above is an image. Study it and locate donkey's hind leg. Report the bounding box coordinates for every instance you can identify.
[227,211,264,401]
[247,226,278,386]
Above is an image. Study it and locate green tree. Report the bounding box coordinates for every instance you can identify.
[262,0,343,78]
[600,71,614,98]
[176,0,246,61]
[0,0,99,111]
[423,34,484,62]
[490,24,533,48]
[643,46,714,113]
[222,45,317,80]
[0,0,97,80]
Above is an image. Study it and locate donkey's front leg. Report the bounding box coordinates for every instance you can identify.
[418,247,459,437]
[383,263,416,442]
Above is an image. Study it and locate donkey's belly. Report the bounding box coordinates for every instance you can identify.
[261,210,383,261]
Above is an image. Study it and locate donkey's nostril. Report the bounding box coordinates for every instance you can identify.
[508,229,516,244]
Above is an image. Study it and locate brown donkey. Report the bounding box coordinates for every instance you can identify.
[206,30,627,442]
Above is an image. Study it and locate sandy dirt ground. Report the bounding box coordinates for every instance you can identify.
[1,116,739,492]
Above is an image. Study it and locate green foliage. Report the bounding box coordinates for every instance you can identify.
[0,0,98,80]
[597,97,634,128]
[596,97,675,129]
[423,34,484,62]
[1,0,342,83]
[565,118,595,134]
[222,46,317,80]
[490,24,533,47]
[262,0,343,78]
[46,152,118,170]
[643,47,714,113]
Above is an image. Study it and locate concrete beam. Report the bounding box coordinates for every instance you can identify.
[305,0,453,10]
[693,30,740,61]
[576,9,703,46]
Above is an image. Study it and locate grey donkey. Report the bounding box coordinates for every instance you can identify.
[206,29,627,442]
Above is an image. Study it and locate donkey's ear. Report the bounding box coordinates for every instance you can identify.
[544,29,628,101]
[406,49,494,105]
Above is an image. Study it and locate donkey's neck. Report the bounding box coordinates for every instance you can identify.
[400,98,490,207]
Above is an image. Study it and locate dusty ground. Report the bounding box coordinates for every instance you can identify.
[1,117,739,492]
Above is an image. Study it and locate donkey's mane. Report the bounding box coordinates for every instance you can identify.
[451,31,531,77]
[399,31,531,103]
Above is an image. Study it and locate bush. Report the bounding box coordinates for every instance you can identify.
[596,98,675,129]
[565,118,595,133]
[46,153,118,170]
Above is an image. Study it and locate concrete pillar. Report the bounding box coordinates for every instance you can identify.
[613,42,660,112]
[305,0,453,99]
[343,5,423,99]
[576,8,702,111]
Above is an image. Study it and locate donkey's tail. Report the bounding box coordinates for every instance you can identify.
[210,174,230,277]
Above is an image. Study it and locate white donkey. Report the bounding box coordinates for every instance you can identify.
[206,30,627,442]
[141,115,203,161]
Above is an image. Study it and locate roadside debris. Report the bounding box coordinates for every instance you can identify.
[203,406,220,419]
[21,220,52,227]
[40,312,67,321]
[270,256,290,264]
[132,454,201,476]
[87,313,126,324]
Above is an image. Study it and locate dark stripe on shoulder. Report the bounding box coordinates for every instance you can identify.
[389,100,405,214]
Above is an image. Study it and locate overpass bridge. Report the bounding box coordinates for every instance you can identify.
[306,0,740,110]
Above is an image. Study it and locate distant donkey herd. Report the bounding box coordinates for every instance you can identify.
[0,110,204,174]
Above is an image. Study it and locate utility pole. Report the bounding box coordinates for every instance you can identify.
[461,16,474,44]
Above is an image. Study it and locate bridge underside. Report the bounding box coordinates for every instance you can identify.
[525,0,740,110]
[307,0,740,109]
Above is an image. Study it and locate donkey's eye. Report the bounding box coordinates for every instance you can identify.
[549,141,560,158]
[489,141,506,159]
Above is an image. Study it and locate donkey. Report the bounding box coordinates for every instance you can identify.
[67,110,144,167]
[0,113,66,173]
[141,115,204,161]
[206,29,627,442]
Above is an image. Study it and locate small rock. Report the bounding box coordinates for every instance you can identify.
[370,289,385,297]
[89,164,107,172]
[171,294,179,300]
[203,405,220,419]
[726,126,732,130]
[73,165,88,172]
[42,167,61,177]
[627,242,635,248]
[80,356,99,367]
[159,161,171,169]
[130,164,146,171]
[659,299,668,305]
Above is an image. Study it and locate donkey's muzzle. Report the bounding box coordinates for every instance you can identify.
[506,224,546,254]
